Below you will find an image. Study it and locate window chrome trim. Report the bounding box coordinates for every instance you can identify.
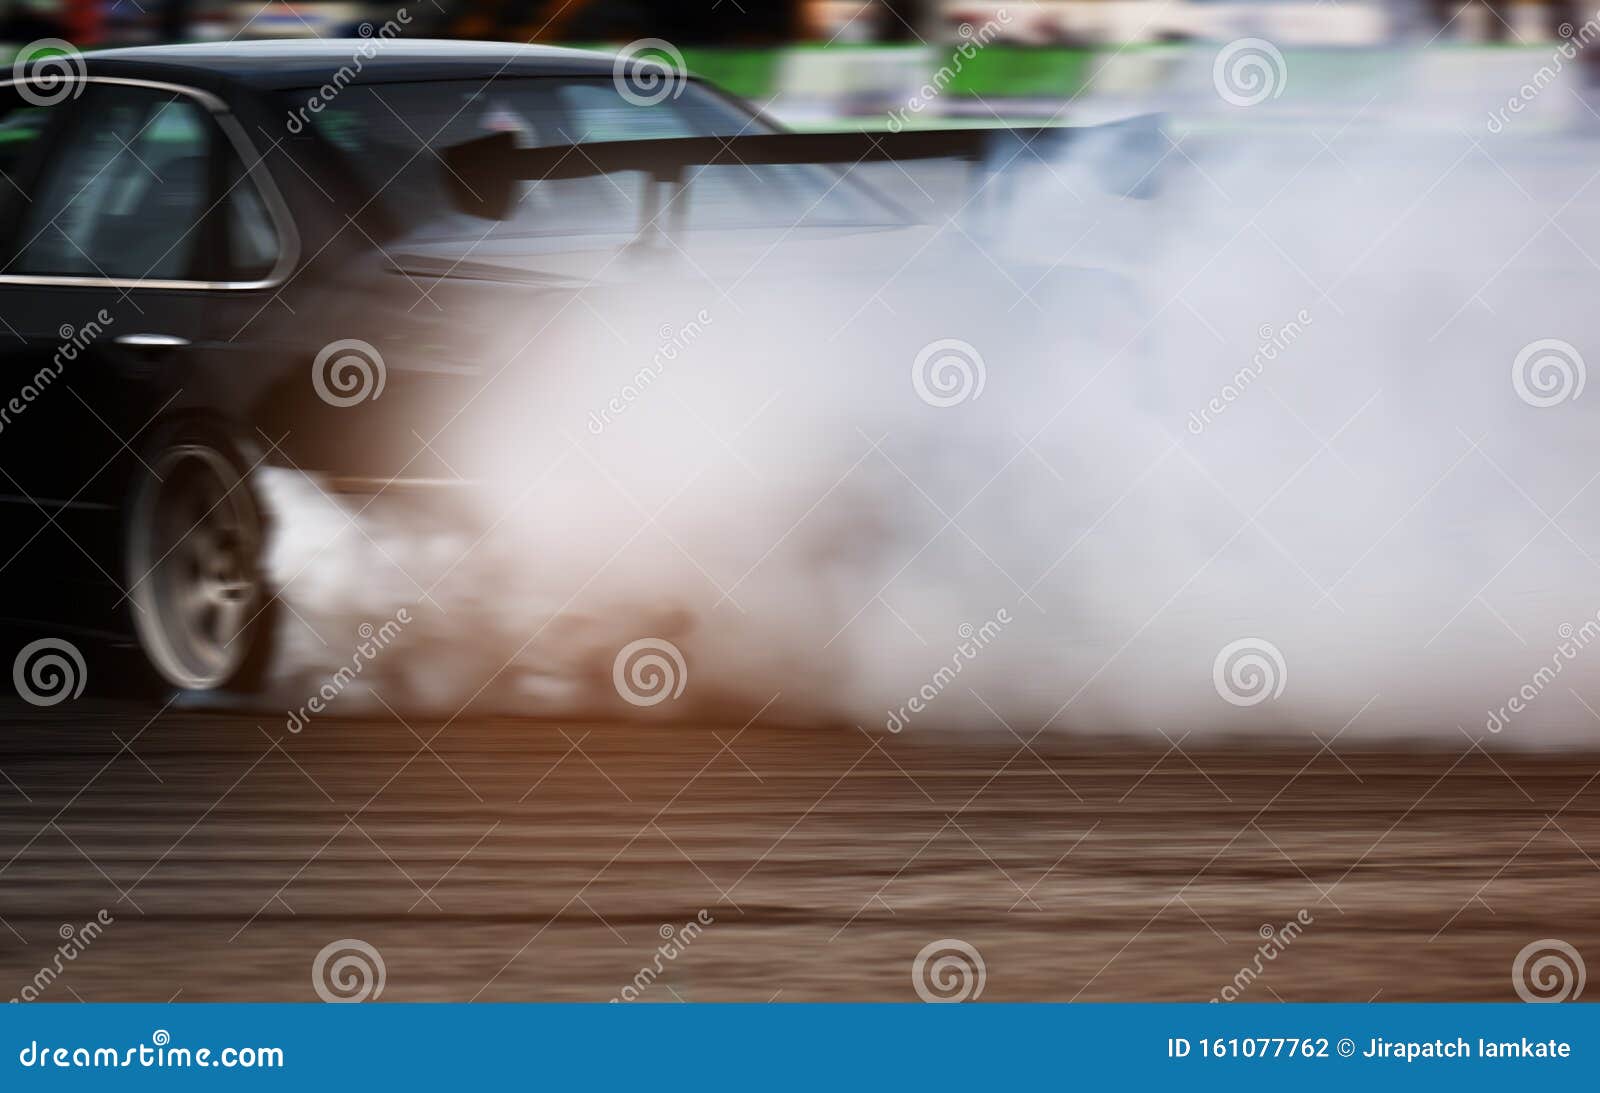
[0,75,300,291]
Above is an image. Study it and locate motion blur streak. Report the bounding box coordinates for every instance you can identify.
[263,47,1600,746]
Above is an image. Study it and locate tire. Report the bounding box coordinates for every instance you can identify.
[123,425,275,694]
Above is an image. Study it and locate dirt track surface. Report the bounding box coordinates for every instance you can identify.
[0,704,1596,1002]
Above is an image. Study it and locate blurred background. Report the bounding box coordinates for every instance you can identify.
[4,0,1598,128]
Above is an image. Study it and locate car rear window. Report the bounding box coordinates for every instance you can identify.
[292,77,895,243]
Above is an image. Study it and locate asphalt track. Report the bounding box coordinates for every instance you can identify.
[0,703,1596,1001]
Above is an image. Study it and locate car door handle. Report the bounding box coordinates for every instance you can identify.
[115,334,191,349]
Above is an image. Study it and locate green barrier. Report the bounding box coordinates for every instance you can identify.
[941,46,1094,98]
[574,43,1100,102]
[575,42,1575,106]
[678,48,785,102]
[683,44,1093,101]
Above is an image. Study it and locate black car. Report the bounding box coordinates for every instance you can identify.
[0,39,1148,697]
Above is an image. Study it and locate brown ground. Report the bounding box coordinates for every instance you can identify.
[0,704,1596,1001]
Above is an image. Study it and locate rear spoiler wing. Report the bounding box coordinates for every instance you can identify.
[441,115,1165,228]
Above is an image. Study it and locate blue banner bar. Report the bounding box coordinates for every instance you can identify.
[1,1003,1596,1089]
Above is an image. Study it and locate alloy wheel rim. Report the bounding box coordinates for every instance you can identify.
[129,444,262,690]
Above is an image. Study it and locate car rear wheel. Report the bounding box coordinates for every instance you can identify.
[125,432,272,693]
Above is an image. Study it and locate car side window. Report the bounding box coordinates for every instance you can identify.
[4,85,283,284]
[0,90,54,203]
[222,146,281,281]
[8,87,211,281]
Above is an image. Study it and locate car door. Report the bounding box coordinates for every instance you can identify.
[0,78,103,629]
[0,80,237,630]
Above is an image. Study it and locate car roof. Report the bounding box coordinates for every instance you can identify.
[80,39,621,92]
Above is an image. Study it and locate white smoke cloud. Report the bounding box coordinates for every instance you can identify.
[256,47,1600,748]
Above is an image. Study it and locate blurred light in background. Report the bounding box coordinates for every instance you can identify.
[4,1,1597,130]
[0,1,1585,50]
